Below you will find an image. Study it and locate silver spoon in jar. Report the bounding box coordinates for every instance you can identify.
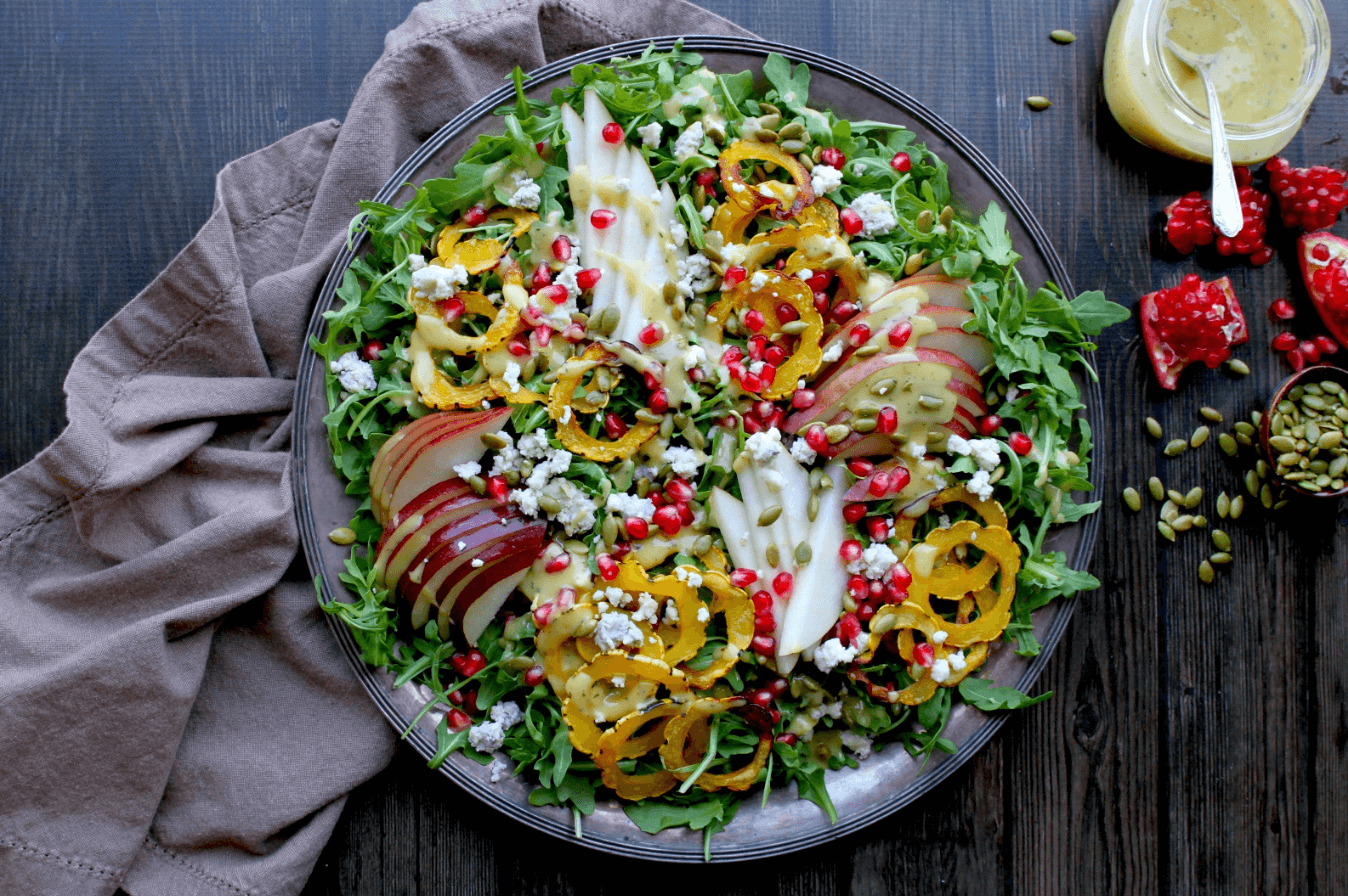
[1163,32,1244,238]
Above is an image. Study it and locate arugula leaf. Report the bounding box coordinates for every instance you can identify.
[761,52,811,113]
[975,203,1019,265]
[958,677,1054,711]
[1070,289,1132,335]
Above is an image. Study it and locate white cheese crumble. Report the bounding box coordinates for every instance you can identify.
[407,253,427,272]
[663,600,680,624]
[744,427,784,462]
[790,437,818,465]
[508,176,541,210]
[810,164,844,195]
[820,341,843,363]
[594,612,643,651]
[606,491,656,522]
[330,352,376,393]
[669,221,688,246]
[411,263,469,300]
[677,253,718,295]
[700,204,715,222]
[720,242,749,267]
[846,543,899,580]
[748,270,770,290]
[452,461,481,480]
[696,606,710,623]
[489,757,510,783]
[631,592,661,624]
[471,558,484,568]
[929,658,951,684]
[848,192,898,238]
[637,122,662,147]
[674,121,705,161]
[664,446,703,478]
[948,650,967,672]
[502,361,522,393]
[490,700,523,729]
[905,439,928,460]
[673,566,704,589]
[468,720,505,753]
[931,630,949,645]
[814,637,859,674]
[967,468,994,501]
[945,434,1001,471]
[840,730,873,760]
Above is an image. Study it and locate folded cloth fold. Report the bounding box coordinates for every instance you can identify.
[0,2,750,895]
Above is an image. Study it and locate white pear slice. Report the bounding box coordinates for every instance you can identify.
[777,461,848,658]
[583,90,618,179]
[707,487,755,572]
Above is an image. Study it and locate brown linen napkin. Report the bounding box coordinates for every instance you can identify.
[0,3,750,895]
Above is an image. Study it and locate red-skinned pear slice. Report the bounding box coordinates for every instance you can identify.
[413,510,545,639]
[777,460,847,661]
[377,488,498,592]
[377,407,510,524]
[443,531,544,643]
[460,568,531,647]
[370,408,509,523]
[403,505,518,631]
[372,477,477,571]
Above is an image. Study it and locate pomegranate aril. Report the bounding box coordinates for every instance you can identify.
[806,425,829,453]
[772,572,793,596]
[544,552,572,574]
[695,168,719,189]
[603,412,628,440]
[574,267,602,290]
[623,517,650,540]
[843,502,867,524]
[666,478,696,503]
[839,539,863,563]
[1268,156,1348,231]
[648,388,670,414]
[653,505,682,536]
[747,334,768,360]
[838,613,862,646]
[1272,331,1299,351]
[887,320,913,348]
[912,642,935,668]
[602,122,623,144]
[744,309,765,332]
[866,516,889,543]
[462,204,487,226]
[730,568,758,588]
[820,147,846,169]
[754,611,775,635]
[749,689,775,708]
[1300,340,1322,364]
[360,339,384,362]
[751,590,773,612]
[590,209,617,229]
[1313,334,1339,354]
[486,475,509,502]
[532,602,555,628]
[1009,432,1033,456]
[847,574,869,600]
[876,407,898,434]
[847,458,875,477]
[891,562,913,591]
[752,634,776,656]
[722,266,747,288]
[831,301,860,323]
[551,235,572,263]
[596,553,619,580]
[447,709,472,732]
[867,472,891,497]
[639,323,665,345]
[1269,298,1296,321]
[791,389,817,410]
[764,344,789,366]
[1287,346,1307,371]
[847,323,871,347]
[775,301,799,323]
[524,664,546,687]
[890,151,912,173]
[507,337,531,357]
[840,208,864,235]
[441,297,466,322]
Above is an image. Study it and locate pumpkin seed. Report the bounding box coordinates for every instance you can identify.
[824,424,850,444]
[1122,487,1142,511]
[1319,430,1344,450]
[778,121,807,140]
[1268,435,1297,454]
[328,526,357,545]
[1148,476,1166,501]
[1216,492,1230,518]
[1146,417,1164,439]
[871,613,899,635]
[819,473,834,490]
[1190,426,1210,448]
[1166,488,1186,505]
[1163,439,1187,457]
[1160,501,1179,524]
[1050,28,1077,43]
[1172,514,1194,531]
[1026,95,1052,110]
[481,432,510,450]
[1211,529,1231,551]
[1200,406,1223,423]
[1183,486,1203,507]
[808,493,819,521]
[1245,470,1260,496]
[1303,394,1329,411]
[765,543,780,568]
[1157,521,1176,541]
[853,418,878,433]
[756,127,780,143]
[918,394,945,411]
[1226,358,1250,376]
[779,138,809,155]
[503,470,520,486]
[537,495,563,515]
[693,536,714,557]
[1198,560,1215,584]
[1260,483,1274,508]
[915,209,934,233]
[854,344,881,358]
[1193,515,1208,528]
[795,542,813,564]
[1329,455,1348,477]
[1218,433,1238,456]
[468,475,487,495]
[758,505,783,526]
[1230,495,1245,519]
[904,251,927,275]
[780,320,809,335]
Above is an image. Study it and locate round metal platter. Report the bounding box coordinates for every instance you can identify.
[293,35,1101,862]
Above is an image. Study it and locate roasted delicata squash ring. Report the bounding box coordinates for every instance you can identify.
[435,208,537,274]
[412,289,522,357]
[609,558,707,668]
[718,141,815,220]
[707,272,824,400]
[575,618,665,663]
[658,697,772,792]
[408,330,497,409]
[562,653,690,754]
[904,524,1020,647]
[594,703,682,799]
[547,345,658,462]
[536,604,599,696]
[891,487,1008,554]
[680,572,754,689]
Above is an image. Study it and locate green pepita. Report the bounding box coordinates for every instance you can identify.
[1211,529,1231,551]
[1146,417,1164,439]
[328,526,357,545]
[1026,95,1052,110]
[765,543,780,568]
[1165,439,1188,457]
[1050,28,1077,43]
[1123,487,1142,511]
[1172,514,1194,531]
[1190,426,1210,448]
[1219,433,1238,456]
[1226,358,1250,377]
[1166,488,1186,505]
[1157,520,1176,542]
[758,505,783,526]
[1216,492,1230,518]
[1148,476,1166,501]
[1200,406,1223,423]
[1198,560,1215,584]
[795,542,813,564]
[1229,495,1245,519]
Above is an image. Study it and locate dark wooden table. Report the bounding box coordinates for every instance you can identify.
[5,1,1347,893]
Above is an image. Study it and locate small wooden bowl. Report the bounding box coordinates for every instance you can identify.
[1259,364,1348,500]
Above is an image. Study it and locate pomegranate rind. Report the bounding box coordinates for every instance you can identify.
[1138,276,1248,390]
[1298,231,1348,348]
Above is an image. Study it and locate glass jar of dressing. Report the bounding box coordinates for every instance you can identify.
[1103,0,1331,164]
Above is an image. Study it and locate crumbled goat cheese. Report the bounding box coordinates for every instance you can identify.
[490,700,524,729]
[696,606,710,623]
[511,477,596,535]
[848,192,898,238]
[847,543,899,580]
[674,121,705,161]
[720,242,749,267]
[664,446,703,478]
[938,514,952,529]
[967,468,994,501]
[810,164,844,195]
[606,491,656,522]
[945,434,1001,472]
[840,730,873,760]
[502,361,522,393]
[806,700,844,721]
[631,593,660,625]
[408,253,427,272]
[508,176,541,210]
[683,344,709,376]
[663,600,680,624]
[677,253,718,295]
[468,720,505,753]
[489,757,510,783]
[931,630,949,645]
[594,612,643,651]
[488,435,521,476]
[948,650,967,672]
[452,461,481,480]
[905,439,928,460]
[517,431,550,459]
[700,204,714,222]
[471,558,484,568]
[637,122,662,147]
[820,341,843,363]
[673,566,703,589]
[669,222,688,246]
[790,437,818,465]
[411,263,469,300]
[330,352,377,393]
[744,428,784,463]
[814,637,859,674]
[749,270,770,290]
[929,658,951,684]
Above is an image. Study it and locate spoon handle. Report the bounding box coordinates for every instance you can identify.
[1202,72,1243,238]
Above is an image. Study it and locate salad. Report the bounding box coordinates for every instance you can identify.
[313,44,1127,851]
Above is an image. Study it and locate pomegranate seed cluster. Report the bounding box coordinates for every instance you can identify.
[1268,157,1348,232]
[1149,275,1238,369]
